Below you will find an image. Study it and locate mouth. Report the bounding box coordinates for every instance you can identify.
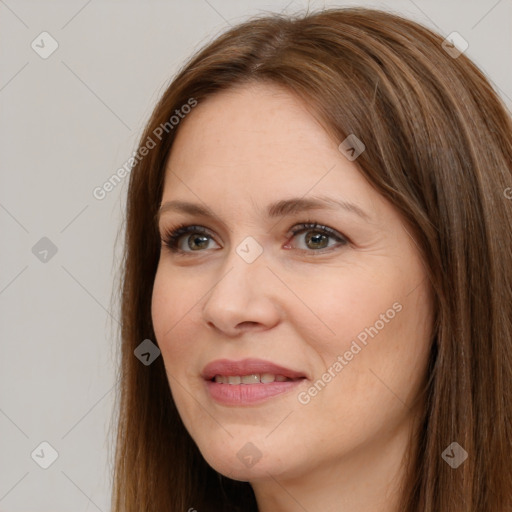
[210,373,300,384]
[201,358,307,406]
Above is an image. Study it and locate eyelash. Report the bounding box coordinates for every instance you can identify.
[160,221,348,256]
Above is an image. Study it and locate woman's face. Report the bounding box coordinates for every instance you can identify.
[151,82,433,486]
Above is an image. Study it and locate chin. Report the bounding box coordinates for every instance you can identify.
[204,452,279,482]
[196,435,303,483]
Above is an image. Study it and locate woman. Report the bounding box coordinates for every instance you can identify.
[110,7,512,511]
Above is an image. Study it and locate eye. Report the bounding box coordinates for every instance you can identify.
[161,224,220,254]
[160,221,348,256]
[285,222,348,253]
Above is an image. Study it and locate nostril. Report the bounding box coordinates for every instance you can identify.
[237,321,259,329]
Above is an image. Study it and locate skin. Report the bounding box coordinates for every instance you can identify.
[151,82,434,512]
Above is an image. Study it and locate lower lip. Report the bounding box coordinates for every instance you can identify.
[205,379,304,405]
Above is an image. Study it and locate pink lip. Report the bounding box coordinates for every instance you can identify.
[202,358,307,406]
[201,358,306,380]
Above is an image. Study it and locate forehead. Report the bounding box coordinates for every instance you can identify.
[165,82,352,186]
[159,81,389,226]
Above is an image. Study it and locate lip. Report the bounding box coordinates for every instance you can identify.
[202,358,307,406]
[201,358,307,381]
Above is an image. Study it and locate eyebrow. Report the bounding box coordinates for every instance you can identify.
[156,195,371,224]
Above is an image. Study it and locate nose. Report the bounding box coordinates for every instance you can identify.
[201,245,281,337]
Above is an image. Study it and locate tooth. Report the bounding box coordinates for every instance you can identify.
[241,374,260,384]
[214,374,290,384]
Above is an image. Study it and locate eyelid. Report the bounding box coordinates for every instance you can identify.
[286,222,347,242]
[160,221,349,255]
[284,222,349,253]
[161,223,221,254]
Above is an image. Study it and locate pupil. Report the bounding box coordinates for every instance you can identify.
[306,232,327,249]
[189,235,209,250]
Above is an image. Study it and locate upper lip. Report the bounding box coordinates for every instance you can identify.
[201,358,307,381]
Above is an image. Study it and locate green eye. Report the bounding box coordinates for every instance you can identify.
[161,221,348,255]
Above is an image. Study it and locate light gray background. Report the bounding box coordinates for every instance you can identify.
[1,0,510,510]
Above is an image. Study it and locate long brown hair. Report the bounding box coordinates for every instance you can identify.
[109,7,512,511]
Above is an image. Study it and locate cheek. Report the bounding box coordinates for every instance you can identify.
[285,268,395,354]
[151,267,200,367]
[151,269,204,421]
[291,265,432,398]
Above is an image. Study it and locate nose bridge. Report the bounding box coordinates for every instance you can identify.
[216,233,267,288]
[201,235,279,334]
[208,234,267,302]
